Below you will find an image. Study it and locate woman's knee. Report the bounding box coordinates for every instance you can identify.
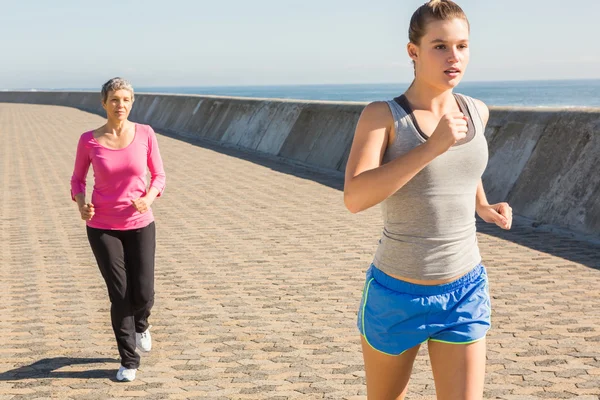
[133,289,154,309]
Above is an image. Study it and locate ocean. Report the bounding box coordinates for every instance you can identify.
[132,80,600,108]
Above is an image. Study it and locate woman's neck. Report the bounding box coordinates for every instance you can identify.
[104,119,130,135]
[404,79,456,115]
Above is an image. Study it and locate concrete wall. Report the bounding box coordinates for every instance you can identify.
[1,91,599,237]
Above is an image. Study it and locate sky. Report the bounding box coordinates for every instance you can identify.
[1,0,599,89]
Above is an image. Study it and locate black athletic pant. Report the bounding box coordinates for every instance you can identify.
[86,222,155,369]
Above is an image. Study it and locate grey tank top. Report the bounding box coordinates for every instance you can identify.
[372,93,489,280]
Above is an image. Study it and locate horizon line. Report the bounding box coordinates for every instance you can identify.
[3,77,600,91]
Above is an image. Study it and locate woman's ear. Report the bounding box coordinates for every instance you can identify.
[407,42,419,62]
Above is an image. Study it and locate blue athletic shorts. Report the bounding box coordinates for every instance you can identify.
[357,263,491,356]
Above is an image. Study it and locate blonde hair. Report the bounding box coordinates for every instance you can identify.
[101,77,134,103]
[409,0,469,45]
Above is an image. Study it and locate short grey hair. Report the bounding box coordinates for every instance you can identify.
[101,77,134,103]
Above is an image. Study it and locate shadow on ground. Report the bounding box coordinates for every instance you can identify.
[476,220,600,271]
[0,357,118,380]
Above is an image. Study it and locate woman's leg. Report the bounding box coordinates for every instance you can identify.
[361,337,421,400]
[122,222,156,334]
[87,227,140,369]
[428,338,487,400]
[426,265,490,400]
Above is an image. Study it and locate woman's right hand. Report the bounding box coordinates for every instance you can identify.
[426,112,468,156]
[79,203,95,220]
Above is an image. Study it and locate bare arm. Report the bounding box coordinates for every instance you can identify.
[343,102,438,213]
[74,193,86,210]
[344,102,468,214]
[145,187,160,203]
[473,99,513,229]
[474,98,492,210]
[475,179,490,210]
[74,193,94,220]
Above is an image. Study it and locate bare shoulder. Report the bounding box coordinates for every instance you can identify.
[471,97,490,126]
[346,101,395,178]
[356,101,394,134]
[361,100,393,121]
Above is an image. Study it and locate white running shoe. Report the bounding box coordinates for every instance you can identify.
[116,366,137,382]
[136,327,152,352]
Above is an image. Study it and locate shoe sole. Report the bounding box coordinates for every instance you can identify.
[116,374,135,382]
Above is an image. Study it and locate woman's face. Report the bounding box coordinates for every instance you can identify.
[103,89,134,121]
[408,18,470,90]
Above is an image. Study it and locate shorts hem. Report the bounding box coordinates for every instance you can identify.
[361,334,428,357]
[428,333,488,345]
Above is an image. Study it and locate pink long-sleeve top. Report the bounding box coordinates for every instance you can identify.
[70,123,166,230]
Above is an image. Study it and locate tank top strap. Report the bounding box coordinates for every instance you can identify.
[455,93,484,133]
[385,99,420,142]
[386,99,409,125]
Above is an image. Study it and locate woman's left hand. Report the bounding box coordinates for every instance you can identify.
[131,197,152,213]
[477,202,512,230]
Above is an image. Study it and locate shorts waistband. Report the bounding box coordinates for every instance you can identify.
[370,263,485,296]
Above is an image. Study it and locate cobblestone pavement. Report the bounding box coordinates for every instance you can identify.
[1,103,599,399]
